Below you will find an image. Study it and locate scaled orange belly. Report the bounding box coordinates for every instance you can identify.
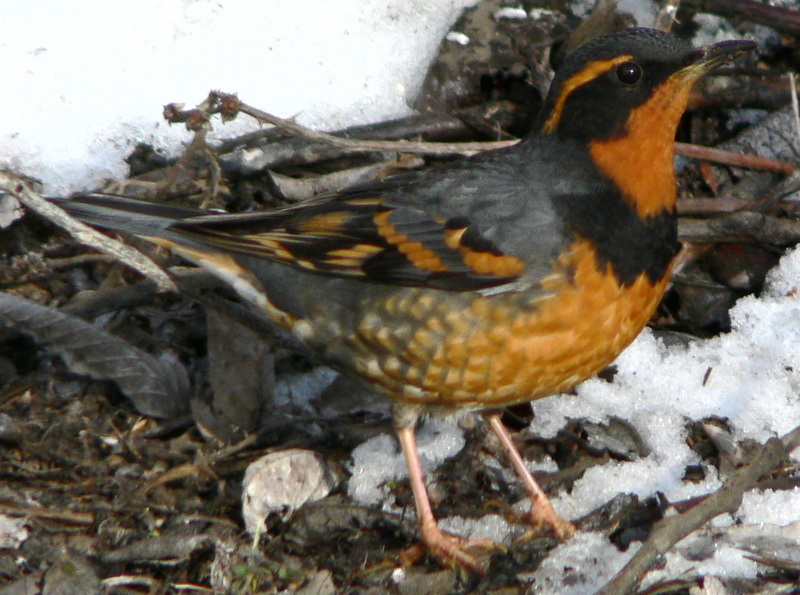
[352,239,671,407]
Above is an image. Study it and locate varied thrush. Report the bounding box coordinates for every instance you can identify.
[55,28,755,572]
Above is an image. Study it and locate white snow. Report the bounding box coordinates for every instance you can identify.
[494,7,529,21]
[349,417,466,507]
[445,31,471,46]
[738,487,800,527]
[0,0,480,195]
[3,1,798,591]
[530,532,639,594]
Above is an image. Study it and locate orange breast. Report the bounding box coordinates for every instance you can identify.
[351,239,671,408]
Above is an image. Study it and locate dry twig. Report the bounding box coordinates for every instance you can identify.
[790,73,800,155]
[654,0,682,31]
[679,211,800,245]
[675,142,794,174]
[167,91,517,156]
[0,502,94,524]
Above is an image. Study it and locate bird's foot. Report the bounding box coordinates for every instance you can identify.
[402,524,503,574]
[516,502,576,544]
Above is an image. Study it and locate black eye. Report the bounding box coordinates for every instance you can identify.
[616,62,642,85]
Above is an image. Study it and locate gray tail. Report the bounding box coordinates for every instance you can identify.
[51,193,205,237]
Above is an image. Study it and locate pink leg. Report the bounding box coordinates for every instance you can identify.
[395,424,500,572]
[484,412,576,541]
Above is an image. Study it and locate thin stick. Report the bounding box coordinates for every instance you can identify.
[0,502,94,524]
[675,142,794,174]
[654,0,682,31]
[790,73,800,154]
[210,91,516,156]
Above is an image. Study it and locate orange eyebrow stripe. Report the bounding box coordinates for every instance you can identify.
[542,55,633,133]
[374,211,449,273]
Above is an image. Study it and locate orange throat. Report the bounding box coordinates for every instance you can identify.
[588,76,693,219]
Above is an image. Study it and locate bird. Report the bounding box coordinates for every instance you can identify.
[55,28,755,573]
